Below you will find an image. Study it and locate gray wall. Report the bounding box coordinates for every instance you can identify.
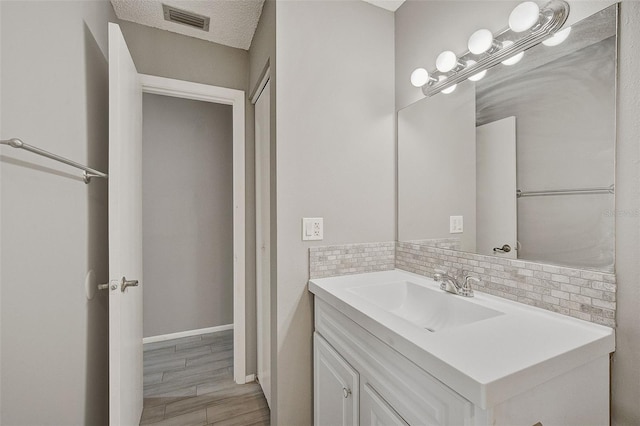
[275,1,395,423]
[247,0,278,422]
[0,1,114,424]
[0,1,4,418]
[118,22,259,372]
[612,2,640,422]
[398,82,477,251]
[142,94,233,338]
[396,1,639,423]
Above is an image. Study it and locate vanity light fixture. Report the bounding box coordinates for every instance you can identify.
[438,76,457,94]
[542,26,572,46]
[500,41,525,65]
[468,29,499,55]
[435,51,460,73]
[410,68,431,87]
[412,0,569,97]
[508,1,541,33]
[466,61,487,81]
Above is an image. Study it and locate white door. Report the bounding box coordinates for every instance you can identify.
[255,80,271,406]
[314,333,359,426]
[108,22,144,425]
[476,117,517,259]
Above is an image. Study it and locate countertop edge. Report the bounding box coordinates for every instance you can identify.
[308,271,615,409]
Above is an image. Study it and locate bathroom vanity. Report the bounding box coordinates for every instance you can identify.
[309,270,615,426]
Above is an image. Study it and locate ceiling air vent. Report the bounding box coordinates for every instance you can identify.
[162,4,210,31]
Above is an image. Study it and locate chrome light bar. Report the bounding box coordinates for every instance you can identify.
[421,0,570,97]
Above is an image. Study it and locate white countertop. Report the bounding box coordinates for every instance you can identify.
[309,269,615,409]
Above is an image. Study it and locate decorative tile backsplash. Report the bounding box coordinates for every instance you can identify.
[396,241,616,327]
[406,238,461,251]
[309,242,395,279]
[308,241,617,327]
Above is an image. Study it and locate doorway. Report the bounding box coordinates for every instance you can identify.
[141,94,234,340]
[108,24,250,424]
[139,75,247,382]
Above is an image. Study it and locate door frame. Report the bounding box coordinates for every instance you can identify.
[252,71,271,405]
[139,74,247,384]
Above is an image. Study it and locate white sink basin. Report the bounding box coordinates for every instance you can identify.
[309,270,615,408]
[348,281,503,332]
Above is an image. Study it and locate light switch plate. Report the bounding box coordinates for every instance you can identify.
[450,216,463,233]
[302,217,323,241]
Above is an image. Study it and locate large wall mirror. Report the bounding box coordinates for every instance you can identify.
[398,4,617,273]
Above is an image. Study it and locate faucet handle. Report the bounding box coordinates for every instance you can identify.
[464,276,480,285]
[433,269,447,291]
[460,275,479,297]
[433,269,446,280]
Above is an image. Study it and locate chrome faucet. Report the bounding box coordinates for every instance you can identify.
[433,269,479,298]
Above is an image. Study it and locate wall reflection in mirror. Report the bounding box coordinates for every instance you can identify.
[398,5,617,273]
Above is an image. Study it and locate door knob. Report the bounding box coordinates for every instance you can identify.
[493,244,512,253]
[98,282,117,291]
[342,387,351,398]
[120,277,139,292]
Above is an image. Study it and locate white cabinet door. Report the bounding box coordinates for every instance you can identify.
[361,383,409,426]
[314,333,359,426]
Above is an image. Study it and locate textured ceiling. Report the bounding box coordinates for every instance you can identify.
[111,0,265,50]
[362,0,405,12]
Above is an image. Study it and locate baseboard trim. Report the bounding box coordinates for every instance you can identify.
[143,324,234,344]
[245,374,256,383]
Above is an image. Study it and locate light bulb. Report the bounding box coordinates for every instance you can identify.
[500,41,524,66]
[466,61,487,81]
[509,1,540,33]
[410,68,430,87]
[469,70,487,81]
[438,76,457,94]
[468,29,494,55]
[543,26,572,46]
[436,51,458,73]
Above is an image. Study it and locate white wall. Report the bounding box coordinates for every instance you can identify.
[142,94,233,338]
[0,1,114,424]
[275,1,395,423]
[395,1,639,423]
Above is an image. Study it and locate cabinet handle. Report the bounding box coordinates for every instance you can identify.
[342,387,351,398]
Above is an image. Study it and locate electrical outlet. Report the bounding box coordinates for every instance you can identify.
[302,217,323,241]
[450,216,463,233]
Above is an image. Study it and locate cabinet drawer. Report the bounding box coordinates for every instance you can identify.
[315,299,473,426]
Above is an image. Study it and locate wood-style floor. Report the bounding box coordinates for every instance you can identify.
[140,330,270,426]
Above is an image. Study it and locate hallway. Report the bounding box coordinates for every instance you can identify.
[140,330,269,425]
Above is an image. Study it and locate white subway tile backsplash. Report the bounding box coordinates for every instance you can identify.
[394,241,616,327]
[309,242,395,279]
[309,241,616,327]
